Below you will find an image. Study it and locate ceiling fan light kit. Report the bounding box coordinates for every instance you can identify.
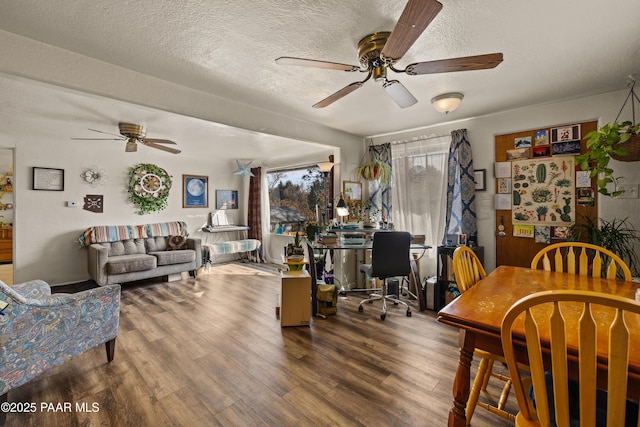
[275,0,502,109]
[431,92,464,113]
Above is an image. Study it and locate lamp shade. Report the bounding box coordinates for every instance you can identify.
[336,196,349,217]
[317,161,334,173]
[431,92,464,114]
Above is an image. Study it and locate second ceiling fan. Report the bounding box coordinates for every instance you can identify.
[275,0,503,109]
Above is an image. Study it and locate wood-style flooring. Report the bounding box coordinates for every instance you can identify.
[5,262,517,426]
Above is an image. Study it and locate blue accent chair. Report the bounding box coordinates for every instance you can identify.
[0,280,120,424]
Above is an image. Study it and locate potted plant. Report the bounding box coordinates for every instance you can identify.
[569,214,640,276]
[576,121,640,197]
[535,205,548,221]
[286,231,305,256]
[354,157,391,186]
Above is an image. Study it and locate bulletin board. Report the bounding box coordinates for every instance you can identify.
[494,121,598,268]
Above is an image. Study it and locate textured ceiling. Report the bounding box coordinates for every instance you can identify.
[0,0,639,142]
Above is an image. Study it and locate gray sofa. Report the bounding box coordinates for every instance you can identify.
[87,235,202,286]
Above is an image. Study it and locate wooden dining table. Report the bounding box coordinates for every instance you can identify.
[437,265,640,427]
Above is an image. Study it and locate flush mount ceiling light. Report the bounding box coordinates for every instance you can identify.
[431,92,464,114]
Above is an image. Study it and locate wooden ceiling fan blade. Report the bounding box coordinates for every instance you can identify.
[312,82,364,108]
[381,0,443,62]
[276,57,360,72]
[145,142,181,154]
[144,138,178,145]
[405,53,504,75]
[87,128,127,138]
[70,137,124,140]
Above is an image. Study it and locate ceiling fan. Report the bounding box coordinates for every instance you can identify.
[275,0,503,109]
[71,123,181,154]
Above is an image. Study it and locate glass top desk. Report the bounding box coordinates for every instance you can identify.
[309,238,430,310]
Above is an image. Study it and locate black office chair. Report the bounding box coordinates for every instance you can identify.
[358,231,412,320]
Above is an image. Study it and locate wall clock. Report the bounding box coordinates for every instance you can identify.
[127,163,172,215]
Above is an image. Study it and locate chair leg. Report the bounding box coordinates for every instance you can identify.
[481,359,495,390]
[466,356,490,426]
[105,338,116,363]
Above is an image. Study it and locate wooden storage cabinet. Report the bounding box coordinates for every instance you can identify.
[436,245,484,311]
[280,270,311,327]
[0,227,12,263]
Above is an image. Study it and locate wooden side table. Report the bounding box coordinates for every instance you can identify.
[280,270,311,327]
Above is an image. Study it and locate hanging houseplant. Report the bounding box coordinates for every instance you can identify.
[354,153,391,186]
[127,163,172,215]
[576,81,640,197]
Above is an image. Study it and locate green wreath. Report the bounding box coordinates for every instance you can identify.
[127,163,172,215]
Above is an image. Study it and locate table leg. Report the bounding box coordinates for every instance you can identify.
[449,329,475,427]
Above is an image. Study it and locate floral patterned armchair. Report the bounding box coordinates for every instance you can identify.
[0,279,120,416]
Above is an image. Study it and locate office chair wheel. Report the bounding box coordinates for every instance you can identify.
[380,312,386,321]
[339,291,347,296]
[394,301,399,305]
[358,305,363,312]
[406,310,412,317]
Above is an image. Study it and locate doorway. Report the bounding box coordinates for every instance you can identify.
[0,149,14,285]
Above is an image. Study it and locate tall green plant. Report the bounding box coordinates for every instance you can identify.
[569,215,640,276]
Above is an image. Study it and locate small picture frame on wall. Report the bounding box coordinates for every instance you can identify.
[474,169,486,191]
[343,181,362,201]
[32,167,64,191]
[550,125,580,143]
[183,175,208,208]
[216,190,238,209]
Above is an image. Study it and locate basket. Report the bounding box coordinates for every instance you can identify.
[610,133,640,162]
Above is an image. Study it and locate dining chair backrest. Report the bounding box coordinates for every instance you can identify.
[452,246,487,293]
[501,290,640,426]
[530,242,632,281]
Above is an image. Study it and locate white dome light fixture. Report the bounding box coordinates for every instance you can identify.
[431,92,464,114]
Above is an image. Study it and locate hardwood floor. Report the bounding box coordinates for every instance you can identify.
[5,262,517,426]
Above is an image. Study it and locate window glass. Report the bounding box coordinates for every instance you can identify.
[267,166,326,233]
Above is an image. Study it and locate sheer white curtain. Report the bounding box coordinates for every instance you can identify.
[391,135,450,277]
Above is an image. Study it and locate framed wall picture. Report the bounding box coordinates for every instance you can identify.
[33,167,64,191]
[474,169,486,191]
[215,190,238,209]
[183,175,208,208]
[343,181,362,201]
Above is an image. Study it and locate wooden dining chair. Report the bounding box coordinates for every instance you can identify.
[501,290,640,426]
[452,246,517,425]
[531,242,632,281]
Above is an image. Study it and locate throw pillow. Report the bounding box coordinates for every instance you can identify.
[167,235,188,251]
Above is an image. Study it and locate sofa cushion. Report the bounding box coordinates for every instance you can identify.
[149,250,195,266]
[107,254,157,275]
[107,239,146,256]
[145,236,168,252]
[167,235,188,251]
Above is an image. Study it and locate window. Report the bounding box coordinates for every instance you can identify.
[267,166,327,233]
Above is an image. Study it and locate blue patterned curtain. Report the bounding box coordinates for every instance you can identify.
[444,129,477,243]
[368,143,392,223]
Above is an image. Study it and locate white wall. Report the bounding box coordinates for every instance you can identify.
[371,88,640,274]
[0,31,365,285]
